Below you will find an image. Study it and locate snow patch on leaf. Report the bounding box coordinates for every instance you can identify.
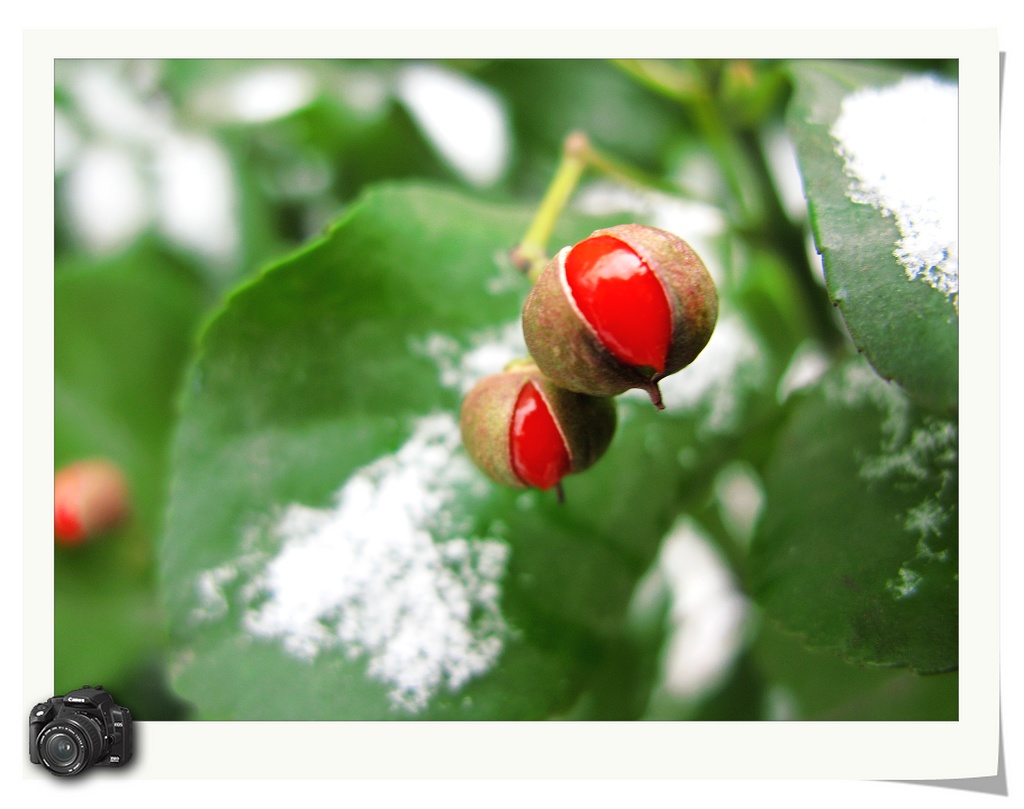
[656,518,751,698]
[830,75,959,312]
[777,341,830,403]
[888,567,924,600]
[713,462,765,546]
[195,65,317,123]
[825,361,957,600]
[190,564,239,623]
[396,63,510,187]
[861,418,958,486]
[825,360,909,435]
[189,413,510,713]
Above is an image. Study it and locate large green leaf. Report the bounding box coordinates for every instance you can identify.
[785,61,958,413]
[54,244,208,706]
[161,183,745,719]
[748,357,957,673]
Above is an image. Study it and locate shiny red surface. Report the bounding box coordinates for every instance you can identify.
[564,235,671,373]
[510,381,571,490]
[54,497,84,545]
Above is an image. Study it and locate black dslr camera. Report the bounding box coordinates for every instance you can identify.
[29,686,133,776]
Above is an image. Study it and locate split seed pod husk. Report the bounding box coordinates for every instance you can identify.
[459,359,616,489]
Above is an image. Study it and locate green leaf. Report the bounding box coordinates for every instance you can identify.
[161,182,716,720]
[748,357,957,673]
[54,244,209,703]
[785,61,958,413]
[752,619,957,720]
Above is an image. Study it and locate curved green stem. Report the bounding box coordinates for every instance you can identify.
[511,132,589,280]
[582,139,692,198]
[512,130,698,282]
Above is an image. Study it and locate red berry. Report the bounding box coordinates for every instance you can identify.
[460,360,616,492]
[54,499,85,546]
[509,380,571,490]
[522,224,718,408]
[54,459,130,547]
[564,234,673,374]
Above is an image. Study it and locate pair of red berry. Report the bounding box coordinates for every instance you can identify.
[461,223,718,494]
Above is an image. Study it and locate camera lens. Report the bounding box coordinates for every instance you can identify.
[44,732,79,766]
[37,715,104,776]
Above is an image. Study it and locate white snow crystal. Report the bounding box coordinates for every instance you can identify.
[192,413,510,713]
[831,75,959,312]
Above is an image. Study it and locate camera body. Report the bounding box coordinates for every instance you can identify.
[29,686,132,776]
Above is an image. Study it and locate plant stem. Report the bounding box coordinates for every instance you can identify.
[691,103,754,223]
[583,138,692,198]
[512,131,695,283]
[511,132,590,281]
